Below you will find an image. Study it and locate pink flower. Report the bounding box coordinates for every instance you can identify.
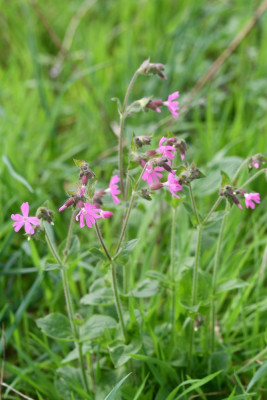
[108,175,121,205]
[11,202,41,235]
[76,203,102,228]
[164,91,179,118]
[158,136,176,160]
[244,193,261,209]
[100,210,114,219]
[142,164,164,185]
[163,173,182,198]
[251,160,259,169]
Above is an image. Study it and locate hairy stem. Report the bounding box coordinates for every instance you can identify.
[94,222,127,341]
[43,222,90,394]
[240,168,266,189]
[171,207,177,346]
[118,70,140,200]
[189,183,200,225]
[188,225,203,374]
[210,202,230,351]
[232,158,248,184]
[202,196,223,225]
[115,163,147,255]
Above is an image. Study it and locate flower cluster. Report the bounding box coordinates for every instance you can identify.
[220,186,261,210]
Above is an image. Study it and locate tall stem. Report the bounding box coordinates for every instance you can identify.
[210,202,230,351]
[232,158,248,184]
[239,168,266,189]
[118,70,140,200]
[189,183,200,225]
[171,207,177,345]
[115,163,147,255]
[43,222,90,395]
[202,197,223,225]
[94,221,127,341]
[188,225,203,374]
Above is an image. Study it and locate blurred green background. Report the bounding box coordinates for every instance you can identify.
[0,0,267,398]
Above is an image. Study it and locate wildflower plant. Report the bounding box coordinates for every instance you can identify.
[10,59,266,398]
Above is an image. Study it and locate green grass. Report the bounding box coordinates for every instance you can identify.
[1,0,267,399]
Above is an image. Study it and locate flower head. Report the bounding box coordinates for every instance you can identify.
[163,173,183,198]
[244,193,261,209]
[76,203,102,228]
[11,202,41,235]
[142,163,164,185]
[158,137,176,160]
[108,175,121,205]
[164,91,179,118]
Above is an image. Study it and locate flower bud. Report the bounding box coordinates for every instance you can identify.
[248,154,265,170]
[146,100,164,114]
[138,59,167,80]
[59,197,75,212]
[36,207,54,225]
[146,149,158,157]
[134,135,152,148]
[150,182,163,191]
[138,188,152,200]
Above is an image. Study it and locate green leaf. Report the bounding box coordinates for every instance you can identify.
[89,247,106,261]
[36,313,74,341]
[104,373,132,400]
[177,268,212,308]
[121,239,139,252]
[220,170,231,186]
[166,370,222,400]
[80,315,117,341]
[217,279,249,293]
[81,287,114,306]
[73,159,84,168]
[130,354,177,383]
[2,155,34,192]
[208,351,229,372]
[109,339,141,367]
[247,361,267,392]
[129,279,158,298]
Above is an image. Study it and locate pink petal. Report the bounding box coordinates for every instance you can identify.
[13,221,25,232]
[24,222,34,235]
[21,202,29,218]
[110,175,120,186]
[11,213,23,221]
[27,217,41,225]
[168,91,179,101]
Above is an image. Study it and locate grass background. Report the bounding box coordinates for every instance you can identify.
[0,0,267,399]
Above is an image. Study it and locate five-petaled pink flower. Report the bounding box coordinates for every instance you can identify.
[11,202,41,235]
[76,203,102,228]
[108,175,121,204]
[244,193,261,209]
[142,164,164,185]
[158,136,176,160]
[164,91,179,118]
[163,173,182,198]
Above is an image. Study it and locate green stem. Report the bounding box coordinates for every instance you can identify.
[43,222,90,395]
[188,225,203,374]
[202,196,223,225]
[210,202,230,351]
[115,163,147,255]
[63,211,76,263]
[232,158,248,184]
[111,260,127,341]
[171,207,177,345]
[189,183,200,225]
[94,222,127,341]
[239,168,266,189]
[118,70,140,200]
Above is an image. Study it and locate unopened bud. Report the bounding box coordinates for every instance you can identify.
[248,154,265,170]
[138,188,152,200]
[134,135,151,148]
[146,100,163,114]
[138,59,167,80]
[146,149,158,157]
[37,207,54,224]
[77,200,85,209]
[59,197,75,212]
[150,182,163,191]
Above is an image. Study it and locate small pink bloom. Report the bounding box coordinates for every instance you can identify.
[158,136,176,160]
[244,193,261,209]
[164,91,179,118]
[11,202,41,235]
[142,164,164,185]
[251,160,259,169]
[108,175,121,205]
[76,203,102,228]
[100,210,114,219]
[163,173,182,198]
